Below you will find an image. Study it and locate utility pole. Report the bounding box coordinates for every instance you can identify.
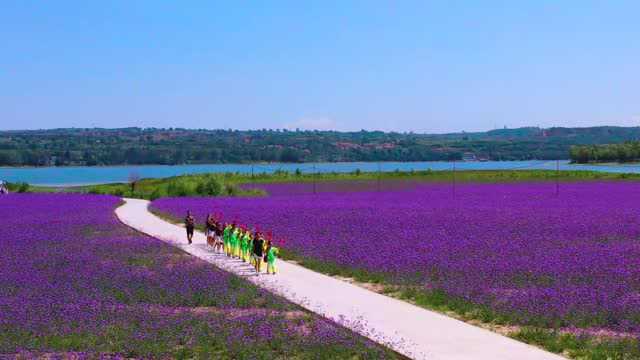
[377,162,381,192]
[313,164,317,195]
[555,159,559,197]
[251,164,254,178]
[452,159,457,199]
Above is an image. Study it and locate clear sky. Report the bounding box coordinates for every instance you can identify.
[1,1,638,133]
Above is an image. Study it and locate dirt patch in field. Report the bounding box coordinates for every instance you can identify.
[4,353,130,360]
[333,276,387,293]
[117,303,307,321]
[561,327,637,340]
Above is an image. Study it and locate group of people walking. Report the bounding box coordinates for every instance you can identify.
[185,211,279,276]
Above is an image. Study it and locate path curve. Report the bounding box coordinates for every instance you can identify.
[116,198,565,360]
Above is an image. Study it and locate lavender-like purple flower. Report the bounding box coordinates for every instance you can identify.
[153,181,640,335]
[0,193,396,358]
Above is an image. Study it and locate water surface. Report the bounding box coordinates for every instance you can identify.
[0,160,636,186]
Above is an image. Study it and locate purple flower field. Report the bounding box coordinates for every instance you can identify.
[0,194,398,358]
[152,181,640,335]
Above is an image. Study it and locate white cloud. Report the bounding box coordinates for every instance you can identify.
[284,117,339,131]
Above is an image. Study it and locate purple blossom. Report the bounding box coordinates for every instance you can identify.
[153,181,640,335]
[0,194,396,358]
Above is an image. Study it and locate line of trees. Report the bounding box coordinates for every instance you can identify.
[570,142,640,163]
[3,126,624,167]
[0,128,463,166]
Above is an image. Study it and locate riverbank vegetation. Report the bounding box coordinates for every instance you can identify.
[570,142,640,164]
[80,174,265,200]
[4,181,30,193]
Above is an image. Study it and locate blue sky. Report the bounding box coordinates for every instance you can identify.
[1,1,638,133]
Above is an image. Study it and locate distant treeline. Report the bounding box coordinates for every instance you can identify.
[570,142,640,163]
[2,126,640,166]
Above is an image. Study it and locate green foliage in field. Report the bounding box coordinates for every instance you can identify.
[5,182,30,193]
[80,174,265,200]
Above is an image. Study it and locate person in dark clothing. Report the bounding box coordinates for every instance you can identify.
[252,234,265,275]
[214,221,224,253]
[205,214,216,248]
[185,211,195,244]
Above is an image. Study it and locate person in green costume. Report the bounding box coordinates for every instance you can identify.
[249,231,256,266]
[229,227,236,258]
[265,240,279,275]
[227,223,236,257]
[240,230,249,262]
[238,228,245,258]
[231,227,240,258]
[244,231,252,262]
[223,224,231,257]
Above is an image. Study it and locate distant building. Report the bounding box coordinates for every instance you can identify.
[334,142,361,150]
[462,152,477,162]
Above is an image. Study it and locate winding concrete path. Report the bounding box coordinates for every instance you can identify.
[115,198,565,360]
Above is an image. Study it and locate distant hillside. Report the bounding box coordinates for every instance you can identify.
[1,126,640,166]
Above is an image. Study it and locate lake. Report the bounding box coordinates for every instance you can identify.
[1,160,639,186]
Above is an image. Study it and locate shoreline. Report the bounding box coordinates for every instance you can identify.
[0,159,572,170]
[8,161,640,188]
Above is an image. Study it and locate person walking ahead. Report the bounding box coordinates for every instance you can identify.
[252,233,265,275]
[205,214,216,248]
[214,221,224,253]
[185,211,195,245]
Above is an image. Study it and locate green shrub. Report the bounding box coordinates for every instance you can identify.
[224,184,238,196]
[149,188,163,201]
[167,181,192,197]
[17,182,30,193]
[5,182,29,193]
[195,177,223,196]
